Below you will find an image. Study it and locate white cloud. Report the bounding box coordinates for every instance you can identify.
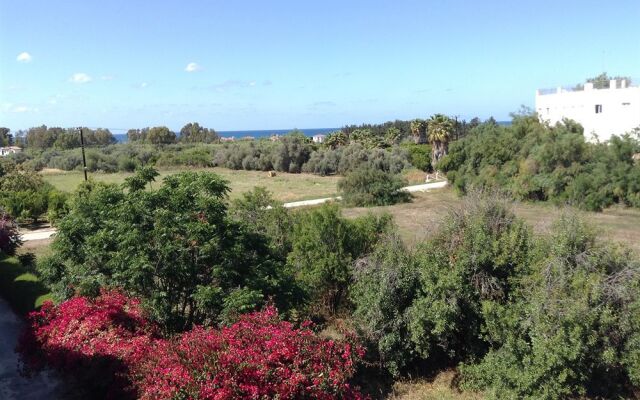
[12,106,30,113]
[140,82,148,88]
[69,73,92,84]
[185,62,202,72]
[101,75,114,81]
[16,52,32,63]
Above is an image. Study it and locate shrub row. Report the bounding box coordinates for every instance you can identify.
[440,114,640,211]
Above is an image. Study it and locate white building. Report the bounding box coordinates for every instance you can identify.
[0,146,22,157]
[312,134,326,144]
[535,79,640,142]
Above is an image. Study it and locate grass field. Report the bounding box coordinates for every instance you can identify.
[0,255,51,315]
[343,188,640,254]
[42,167,342,202]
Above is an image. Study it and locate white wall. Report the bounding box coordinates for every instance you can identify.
[535,81,640,142]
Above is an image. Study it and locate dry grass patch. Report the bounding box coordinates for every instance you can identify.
[388,370,483,400]
[343,188,640,253]
[42,167,340,202]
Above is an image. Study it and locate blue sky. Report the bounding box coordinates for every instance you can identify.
[1,0,639,132]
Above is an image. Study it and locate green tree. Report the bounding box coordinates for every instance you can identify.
[0,127,12,146]
[427,114,454,166]
[324,131,348,149]
[0,170,53,223]
[146,126,176,145]
[230,187,294,259]
[583,72,632,89]
[179,122,219,143]
[38,168,296,332]
[338,165,411,207]
[407,192,532,362]
[410,119,427,144]
[461,214,640,399]
[350,232,419,376]
[287,204,392,316]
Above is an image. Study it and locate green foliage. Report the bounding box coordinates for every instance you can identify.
[0,127,12,146]
[427,114,455,165]
[179,122,219,143]
[403,143,432,172]
[213,133,312,173]
[303,143,409,176]
[287,204,393,316]
[410,119,427,144]
[230,187,294,259]
[24,126,116,149]
[0,169,56,223]
[338,165,411,207]
[38,168,298,332]
[460,214,640,399]
[350,233,419,376]
[440,113,640,211]
[407,192,532,362]
[146,126,176,145]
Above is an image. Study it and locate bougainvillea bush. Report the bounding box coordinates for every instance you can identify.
[18,290,366,400]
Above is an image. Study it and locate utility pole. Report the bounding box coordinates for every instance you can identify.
[78,127,88,181]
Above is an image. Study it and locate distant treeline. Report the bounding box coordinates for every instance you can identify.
[4,122,220,149]
[3,116,487,149]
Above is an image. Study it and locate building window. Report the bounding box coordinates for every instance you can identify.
[595,104,603,113]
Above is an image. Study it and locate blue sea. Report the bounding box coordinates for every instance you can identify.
[113,127,338,143]
[112,122,511,143]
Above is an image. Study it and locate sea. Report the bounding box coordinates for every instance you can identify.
[112,122,512,143]
[113,127,338,143]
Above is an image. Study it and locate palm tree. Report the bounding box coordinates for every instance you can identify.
[410,119,427,144]
[324,131,348,149]
[427,114,454,165]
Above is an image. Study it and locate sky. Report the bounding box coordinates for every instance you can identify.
[1,0,639,132]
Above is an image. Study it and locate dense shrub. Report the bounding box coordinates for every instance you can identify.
[0,169,57,223]
[350,233,418,377]
[350,192,532,376]
[38,168,298,331]
[19,291,365,400]
[440,113,640,211]
[213,133,313,173]
[0,209,21,255]
[460,215,640,399]
[407,192,532,362]
[288,204,393,316]
[230,187,294,259]
[136,306,365,400]
[18,290,157,398]
[338,166,411,207]
[402,143,432,172]
[303,144,409,176]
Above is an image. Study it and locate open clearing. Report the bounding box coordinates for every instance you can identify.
[42,167,341,202]
[343,188,640,253]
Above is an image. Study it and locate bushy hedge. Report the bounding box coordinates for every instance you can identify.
[287,204,393,316]
[303,143,409,176]
[440,114,640,211]
[11,143,216,173]
[460,214,640,399]
[350,192,531,376]
[0,160,65,223]
[338,166,411,207]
